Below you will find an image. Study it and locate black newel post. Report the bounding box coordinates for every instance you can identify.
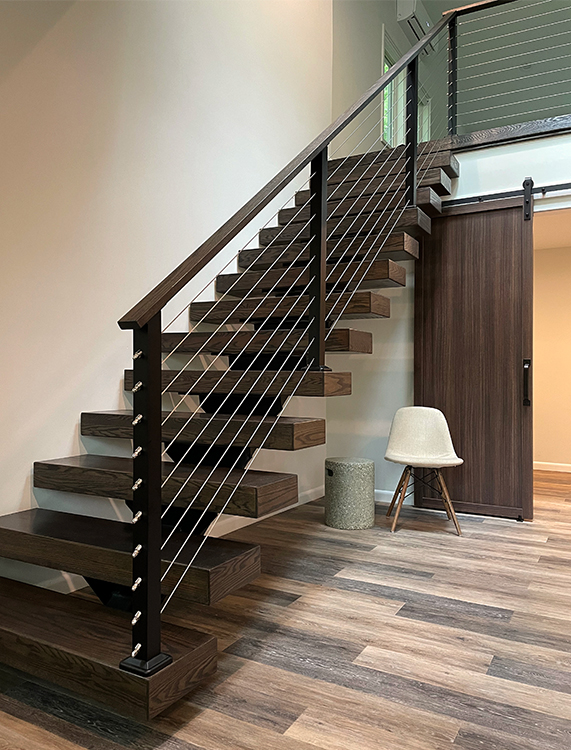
[307,147,329,371]
[405,57,418,206]
[120,311,172,676]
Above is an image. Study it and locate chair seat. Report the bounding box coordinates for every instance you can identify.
[385,454,464,469]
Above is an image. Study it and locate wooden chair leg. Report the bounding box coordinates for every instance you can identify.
[391,467,411,533]
[436,470,462,536]
[386,468,407,517]
[435,473,452,520]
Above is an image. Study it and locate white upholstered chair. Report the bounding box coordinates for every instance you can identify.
[384,406,463,535]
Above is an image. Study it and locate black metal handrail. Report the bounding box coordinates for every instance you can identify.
[117,0,521,676]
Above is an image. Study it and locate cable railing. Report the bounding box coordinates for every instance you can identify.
[451,0,571,134]
[116,0,546,676]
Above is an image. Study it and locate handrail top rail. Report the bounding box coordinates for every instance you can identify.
[443,0,517,16]
[119,0,518,330]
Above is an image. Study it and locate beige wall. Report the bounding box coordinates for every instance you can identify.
[534,240,571,472]
[0,0,333,588]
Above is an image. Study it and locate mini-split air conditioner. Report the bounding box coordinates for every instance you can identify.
[397,0,434,52]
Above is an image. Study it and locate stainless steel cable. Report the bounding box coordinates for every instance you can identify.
[458,0,551,25]
[462,100,571,127]
[461,28,571,61]
[160,258,317,481]
[462,16,570,47]
[160,309,315,546]
[459,44,571,75]
[459,2,566,36]
[460,64,571,94]
[460,88,571,117]
[160,342,315,612]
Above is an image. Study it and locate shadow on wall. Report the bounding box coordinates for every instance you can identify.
[0,1,75,84]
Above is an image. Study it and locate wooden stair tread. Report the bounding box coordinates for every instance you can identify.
[327,150,460,184]
[259,207,431,245]
[0,575,217,719]
[0,508,260,604]
[238,232,419,269]
[82,410,326,451]
[215,258,406,298]
[283,186,441,224]
[189,290,391,323]
[327,141,453,170]
[161,328,372,355]
[34,454,298,518]
[125,369,352,397]
[295,168,451,203]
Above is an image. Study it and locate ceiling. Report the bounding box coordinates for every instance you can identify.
[534,208,571,251]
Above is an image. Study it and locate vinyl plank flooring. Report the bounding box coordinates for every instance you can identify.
[3,491,571,750]
[225,624,571,748]
[487,656,571,695]
[355,645,571,720]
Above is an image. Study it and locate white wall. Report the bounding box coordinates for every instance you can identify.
[0,0,333,588]
[533,244,571,472]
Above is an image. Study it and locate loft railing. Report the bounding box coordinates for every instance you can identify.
[448,0,571,134]
[116,0,558,676]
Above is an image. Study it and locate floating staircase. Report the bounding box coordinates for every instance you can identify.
[0,1,474,718]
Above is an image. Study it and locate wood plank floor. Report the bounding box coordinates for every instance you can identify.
[1,471,571,749]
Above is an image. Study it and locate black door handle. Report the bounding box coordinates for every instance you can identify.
[523,359,531,406]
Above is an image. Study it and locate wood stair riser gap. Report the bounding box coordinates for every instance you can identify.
[0,576,217,720]
[188,290,391,324]
[238,232,419,269]
[215,259,406,298]
[34,456,299,518]
[81,411,326,451]
[161,328,373,355]
[259,207,430,246]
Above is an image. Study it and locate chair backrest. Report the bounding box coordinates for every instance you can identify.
[385,406,460,462]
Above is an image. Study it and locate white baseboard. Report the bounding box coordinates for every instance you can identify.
[534,462,571,473]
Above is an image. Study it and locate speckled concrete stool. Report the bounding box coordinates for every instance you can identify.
[325,457,375,529]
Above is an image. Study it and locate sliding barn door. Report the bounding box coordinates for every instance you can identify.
[414,198,533,519]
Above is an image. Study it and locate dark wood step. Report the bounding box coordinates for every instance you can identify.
[239,231,419,269]
[188,290,390,324]
[34,455,298,518]
[259,206,430,246]
[327,140,452,171]
[82,410,326,451]
[162,327,372,355]
[0,509,260,605]
[215,258,405,298]
[327,150,460,185]
[284,186,441,224]
[125,368,352,397]
[296,167,451,202]
[0,575,216,719]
